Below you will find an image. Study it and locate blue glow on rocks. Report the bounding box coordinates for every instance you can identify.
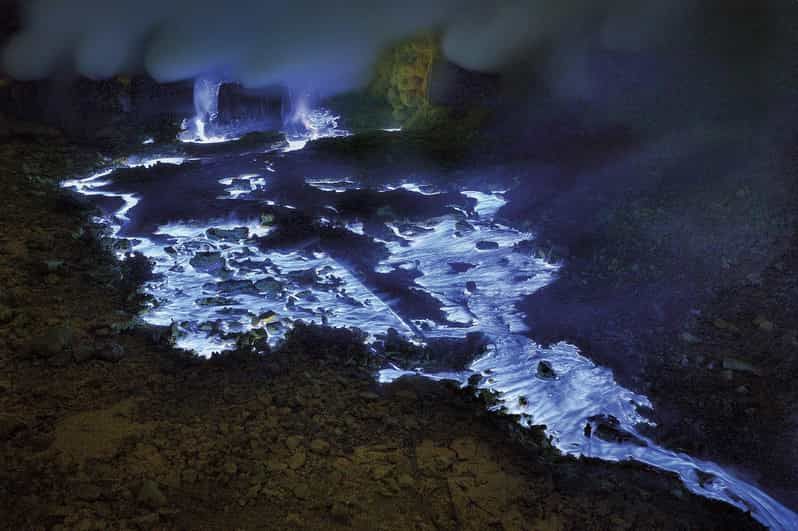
[62,123,798,530]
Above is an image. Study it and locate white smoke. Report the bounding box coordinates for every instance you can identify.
[3,0,796,118]
[3,0,463,93]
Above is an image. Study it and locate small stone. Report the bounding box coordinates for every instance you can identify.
[132,513,160,526]
[448,262,476,273]
[254,277,283,296]
[330,502,351,523]
[722,357,762,376]
[680,332,701,344]
[266,321,284,334]
[712,319,738,332]
[265,459,288,472]
[359,391,379,401]
[74,518,98,531]
[113,239,133,253]
[371,465,393,480]
[285,513,302,526]
[96,342,125,362]
[224,461,238,475]
[30,324,73,358]
[455,220,475,232]
[288,449,306,470]
[285,435,303,450]
[537,360,556,379]
[397,474,415,488]
[450,437,478,460]
[73,342,97,363]
[292,483,310,499]
[137,480,166,508]
[75,483,102,501]
[197,296,237,307]
[213,279,258,295]
[475,240,500,250]
[206,227,249,242]
[310,439,330,455]
[0,305,15,324]
[189,252,226,274]
[252,310,279,327]
[44,259,64,272]
[48,350,72,367]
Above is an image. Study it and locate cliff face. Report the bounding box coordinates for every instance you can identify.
[0,77,191,145]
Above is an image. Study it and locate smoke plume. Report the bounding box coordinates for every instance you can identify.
[2,1,790,102]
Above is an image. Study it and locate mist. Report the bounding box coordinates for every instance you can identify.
[3,0,793,107]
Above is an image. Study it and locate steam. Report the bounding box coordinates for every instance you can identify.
[4,2,795,135]
[179,77,223,143]
[3,0,458,93]
[3,0,781,92]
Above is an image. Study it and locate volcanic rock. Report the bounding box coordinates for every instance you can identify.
[189,252,226,274]
[537,360,556,379]
[449,262,476,273]
[206,227,249,242]
[310,438,330,454]
[30,324,74,358]
[137,480,166,508]
[475,240,500,250]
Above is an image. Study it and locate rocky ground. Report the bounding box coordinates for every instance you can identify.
[506,126,798,509]
[252,124,798,510]
[0,124,766,529]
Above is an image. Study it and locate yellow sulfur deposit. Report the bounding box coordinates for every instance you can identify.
[369,33,439,124]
